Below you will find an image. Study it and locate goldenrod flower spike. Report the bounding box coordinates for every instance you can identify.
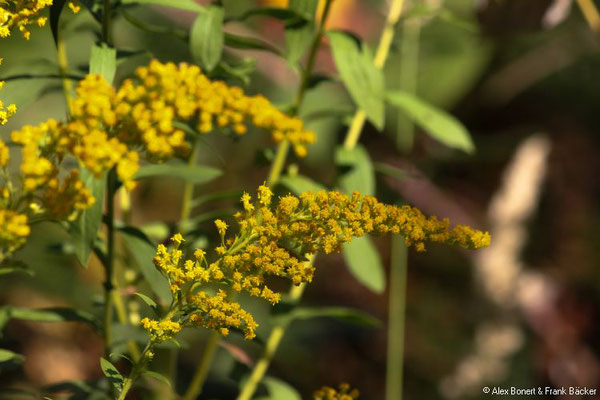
[142,189,490,343]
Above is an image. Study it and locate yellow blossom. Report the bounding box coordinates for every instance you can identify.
[141,317,182,342]
[314,383,360,400]
[0,207,30,262]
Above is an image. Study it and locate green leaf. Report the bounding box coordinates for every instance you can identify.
[279,174,326,195]
[274,306,380,328]
[342,236,385,293]
[232,7,307,24]
[119,229,172,303]
[0,349,24,364]
[89,43,117,84]
[327,31,385,129]
[190,6,225,72]
[0,388,37,398]
[386,90,474,153]
[254,376,301,400]
[284,0,319,65]
[135,164,222,184]
[142,371,171,387]
[224,33,281,56]
[335,145,375,196]
[9,307,99,328]
[134,292,159,315]
[68,169,105,268]
[374,163,410,181]
[100,357,123,392]
[121,0,205,12]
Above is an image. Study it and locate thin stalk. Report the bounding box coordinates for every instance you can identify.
[343,0,406,150]
[265,0,334,186]
[395,10,421,150]
[102,0,112,45]
[236,283,305,400]
[56,30,73,114]
[181,332,221,400]
[577,0,600,33]
[103,169,117,361]
[386,236,407,400]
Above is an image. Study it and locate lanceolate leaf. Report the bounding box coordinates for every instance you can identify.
[386,90,474,153]
[135,164,222,184]
[224,33,282,56]
[190,6,225,72]
[0,349,25,364]
[121,0,205,12]
[327,30,385,130]
[100,358,123,392]
[284,0,319,66]
[274,306,380,328]
[68,169,106,268]
[119,228,172,303]
[8,307,99,329]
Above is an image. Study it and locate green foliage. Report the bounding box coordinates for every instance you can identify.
[254,376,301,400]
[67,170,106,268]
[328,30,386,129]
[386,90,474,153]
[341,236,386,293]
[190,6,225,72]
[121,0,205,12]
[119,228,172,303]
[284,0,319,65]
[100,357,124,392]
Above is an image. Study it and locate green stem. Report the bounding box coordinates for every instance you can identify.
[395,11,421,150]
[265,0,334,186]
[102,0,112,44]
[386,236,407,400]
[343,0,406,150]
[236,283,305,400]
[181,332,221,400]
[117,342,154,400]
[104,169,117,362]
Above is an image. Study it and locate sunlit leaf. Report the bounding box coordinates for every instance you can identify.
[279,174,326,195]
[327,31,385,129]
[386,90,474,153]
[335,145,375,196]
[119,228,171,303]
[254,376,301,400]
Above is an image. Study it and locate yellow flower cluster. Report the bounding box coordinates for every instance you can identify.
[0,207,30,262]
[314,383,360,400]
[142,187,490,343]
[0,0,81,39]
[146,234,258,340]
[0,0,52,39]
[141,317,182,343]
[188,290,258,339]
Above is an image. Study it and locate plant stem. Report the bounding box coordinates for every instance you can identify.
[181,332,221,400]
[56,28,73,114]
[117,342,153,400]
[265,0,334,186]
[236,282,305,400]
[342,0,405,150]
[577,0,600,33]
[236,1,406,398]
[102,0,112,45]
[386,236,407,400]
[104,168,117,362]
